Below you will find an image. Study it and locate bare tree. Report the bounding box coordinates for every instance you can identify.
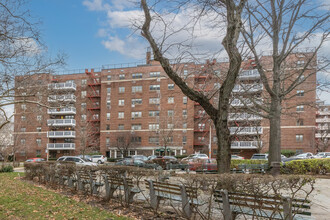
[316,127,330,152]
[114,132,139,158]
[140,0,246,173]
[241,0,330,173]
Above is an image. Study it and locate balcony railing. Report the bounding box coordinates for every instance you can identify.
[231,141,261,149]
[47,131,76,138]
[316,118,330,123]
[232,84,263,93]
[230,126,263,135]
[48,82,76,91]
[47,143,75,150]
[47,119,76,127]
[48,94,76,103]
[231,98,263,107]
[315,133,330,138]
[228,113,262,121]
[317,111,330,116]
[47,107,76,115]
[239,69,260,80]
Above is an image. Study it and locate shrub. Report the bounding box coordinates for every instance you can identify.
[281,149,295,158]
[175,155,188,159]
[231,159,267,168]
[0,165,14,172]
[282,158,330,175]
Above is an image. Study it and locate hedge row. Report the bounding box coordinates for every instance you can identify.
[0,165,13,173]
[231,159,267,168]
[282,158,330,175]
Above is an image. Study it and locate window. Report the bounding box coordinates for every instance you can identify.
[119,74,125,80]
[297,60,305,66]
[21,104,26,110]
[106,137,110,144]
[118,99,125,106]
[132,73,143,79]
[297,90,304,97]
[183,123,187,129]
[149,98,160,104]
[131,124,142,130]
[214,83,221,89]
[149,111,160,117]
[107,87,111,94]
[296,119,304,126]
[107,75,112,81]
[21,139,26,145]
[131,111,142,118]
[118,124,124,130]
[168,110,174,117]
[81,103,86,110]
[150,72,160,77]
[168,123,174,129]
[149,85,160,91]
[149,123,159,130]
[132,86,142,93]
[213,136,218,143]
[131,136,142,143]
[296,134,303,142]
[106,113,110,120]
[37,115,42,121]
[182,136,187,143]
[106,124,110,130]
[183,70,188,76]
[81,91,86,98]
[118,112,124,119]
[119,87,125,93]
[92,114,99,120]
[21,127,26,132]
[183,110,187,117]
[183,96,187,104]
[149,136,159,143]
[36,150,41,156]
[36,138,41,145]
[198,123,206,130]
[36,127,41,132]
[168,84,174,90]
[21,115,26,121]
[198,136,205,141]
[81,114,86,121]
[296,105,304,112]
[168,97,174,104]
[131,98,142,105]
[167,136,173,143]
[81,79,87,85]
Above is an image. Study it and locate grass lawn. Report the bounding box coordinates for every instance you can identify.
[0,172,128,220]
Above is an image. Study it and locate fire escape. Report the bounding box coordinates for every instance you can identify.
[85,69,101,148]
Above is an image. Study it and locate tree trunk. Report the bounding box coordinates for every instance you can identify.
[216,119,231,173]
[268,96,282,175]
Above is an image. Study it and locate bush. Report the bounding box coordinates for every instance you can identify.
[281,149,295,158]
[282,158,330,175]
[107,158,117,162]
[175,155,188,159]
[231,159,267,168]
[0,165,14,172]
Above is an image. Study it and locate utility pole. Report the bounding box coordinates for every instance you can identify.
[209,124,212,158]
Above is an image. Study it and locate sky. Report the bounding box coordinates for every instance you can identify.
[26,0,330,103]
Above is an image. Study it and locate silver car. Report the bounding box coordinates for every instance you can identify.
[57,156,98,166]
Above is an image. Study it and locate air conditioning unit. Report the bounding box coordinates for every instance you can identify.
[131,104,135,108]
[157,78,161,82]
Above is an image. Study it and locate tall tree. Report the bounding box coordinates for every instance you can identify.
[242,0,330,173]
[140,0,246,173]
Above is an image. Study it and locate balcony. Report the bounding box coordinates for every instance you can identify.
[228,113,262,121]
[316,118,330,123]
[231,98,263,107]
[317,111,330,116]
[47,119,76,127]
[47,107,76,115]
[47,143,75,150]
[47,131,76,138]
[315,133,330,138]
[230,126,263,135]
[48,94,76,103]
[239,69,260,80]
[232,84,263,93]
[231,141,261,149]
[48,82,76,91]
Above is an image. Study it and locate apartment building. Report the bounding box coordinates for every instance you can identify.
[13,52,317,161]
[316,101,330,152]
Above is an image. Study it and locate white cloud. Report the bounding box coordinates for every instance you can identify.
[102,36,145,59]
[83,0,109,11]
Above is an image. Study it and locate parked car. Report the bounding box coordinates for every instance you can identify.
[181,154,209,163]
[57,156,98,166]
[251,154,268,160]
[77,155,92,162]
[146,156,179,169]
[25,158,45,162]
[295,152,314,159]
[314,152,330,158]
[90,155,107,164]
[147,155,158,161]
[231,155,244,160]
[132,155,148,161]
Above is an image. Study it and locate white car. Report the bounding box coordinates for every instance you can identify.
[182,154,209,162]
[90,155,107,164]
[314,152,330,158]
[232,155,244,160]
[295,152,314,159]
[57,156,98,166]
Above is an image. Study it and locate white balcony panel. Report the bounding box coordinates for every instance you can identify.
[230,126,263,135]
[239,69,260,80]
[317,111,330,116]
[231,98,263,107]
[231,141,260,149]
[233,84,263,93]
[228,113,262,121]
[47,119,76,127]
[47,131,75,138]
[47,107,76,115]
[48,82,76,91]
[316,118,330,123]
[47,143,75,150]
[48,94,76,103]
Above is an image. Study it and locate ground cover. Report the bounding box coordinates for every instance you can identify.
[0,172,128,220]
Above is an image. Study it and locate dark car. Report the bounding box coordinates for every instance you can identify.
[146,156,179,169]
[25,158,45,162]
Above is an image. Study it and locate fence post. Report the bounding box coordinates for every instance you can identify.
[147,180,160,210]
[180,184,192,218]
[221,190,232,220]
[283,197,292,220]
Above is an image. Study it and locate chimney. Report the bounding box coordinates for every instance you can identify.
[146,47,151,65]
